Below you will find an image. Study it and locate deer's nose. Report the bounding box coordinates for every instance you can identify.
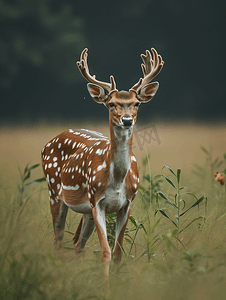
[122,117,133,126]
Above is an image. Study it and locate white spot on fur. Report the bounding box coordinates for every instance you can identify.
[97,161,106,172]
[62,184,79,190]
[96,149,103,155]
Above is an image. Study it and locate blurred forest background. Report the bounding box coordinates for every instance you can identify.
[0,0,225,125]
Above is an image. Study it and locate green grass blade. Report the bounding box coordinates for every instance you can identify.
[179,216,205,233]
[179,196,206,216]
[163,166,177,177]
[177,168,181,185]
[25,177,46,186]
[157,192,178,209]
[164,176,178,190]
[27,163,40,173]
[158,209,178,227]
[200,145,210,155]
[23,170,31,182]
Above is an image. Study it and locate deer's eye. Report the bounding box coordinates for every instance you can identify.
[134,102,140,107]
[109,103,115,108]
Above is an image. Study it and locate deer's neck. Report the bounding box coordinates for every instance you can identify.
[108,118,133,187]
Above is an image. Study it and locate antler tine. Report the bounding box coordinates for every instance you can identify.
[77,48,117,93]
[130,48,164,93]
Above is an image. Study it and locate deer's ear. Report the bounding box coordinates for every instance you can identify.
[137,82,159,102]
[87,83,107,103]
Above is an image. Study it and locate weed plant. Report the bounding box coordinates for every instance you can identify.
[1,151,226,299]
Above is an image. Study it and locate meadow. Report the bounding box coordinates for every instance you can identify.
[0,121,226,300]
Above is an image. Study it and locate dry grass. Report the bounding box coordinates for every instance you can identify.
[0,121,226,299]
[1,121,225,182]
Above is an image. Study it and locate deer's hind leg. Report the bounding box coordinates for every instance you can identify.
[50,199,68,248]
[73,214,95,253]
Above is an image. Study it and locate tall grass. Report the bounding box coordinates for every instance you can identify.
[1,148,226,299]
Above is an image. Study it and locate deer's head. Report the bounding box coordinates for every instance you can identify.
[77,48,164,129]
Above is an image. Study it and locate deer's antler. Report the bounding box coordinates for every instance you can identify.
[77,48,117,93]
[130,48,164,93]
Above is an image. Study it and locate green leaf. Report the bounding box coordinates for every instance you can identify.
[163,166,177,177]
[17,183,24,194]
[24,163,30,175]
[179,187,186,191]
[129,215,138,228]
[158,209,178,227]
[64,230,74,236]
[129,222,143,254]
[152,218,160,232]
[143,174,151,183]
[47,253,55,262]
[25,177,46,186]
[215,160,224,169]
[138,184,146,192]
[26,163,40,173]
[179,199,186,210]
[172,229,179,236]
[193,163,205,172]
[179,196,206,217]
[142,153,151,166]
[182,192,198,201]
[179,216,205,233]
[140,223,148,235]
[157,192,178,209]
[177,168,181,185]
[157,191,169,201]
[200,146,210,156]
[23,170,31,182]
[18,165,23,182]
[164,176,178,190]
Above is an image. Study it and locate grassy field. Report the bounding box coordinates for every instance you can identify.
[0,121,226,299]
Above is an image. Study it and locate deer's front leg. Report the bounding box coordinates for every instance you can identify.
[113,203,130,262]
[92,204,111,276]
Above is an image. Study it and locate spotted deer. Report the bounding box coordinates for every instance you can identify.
[41,48,164,275]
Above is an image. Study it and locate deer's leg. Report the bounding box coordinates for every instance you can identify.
[74,214,95,253]
[50,200,68,248]
[72,217,83,245]
[92,204,111,276]
[113,204,130,262]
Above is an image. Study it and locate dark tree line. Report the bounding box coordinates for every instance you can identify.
[0,0,225,124]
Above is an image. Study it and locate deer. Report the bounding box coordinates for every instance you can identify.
[41,47,164,276]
